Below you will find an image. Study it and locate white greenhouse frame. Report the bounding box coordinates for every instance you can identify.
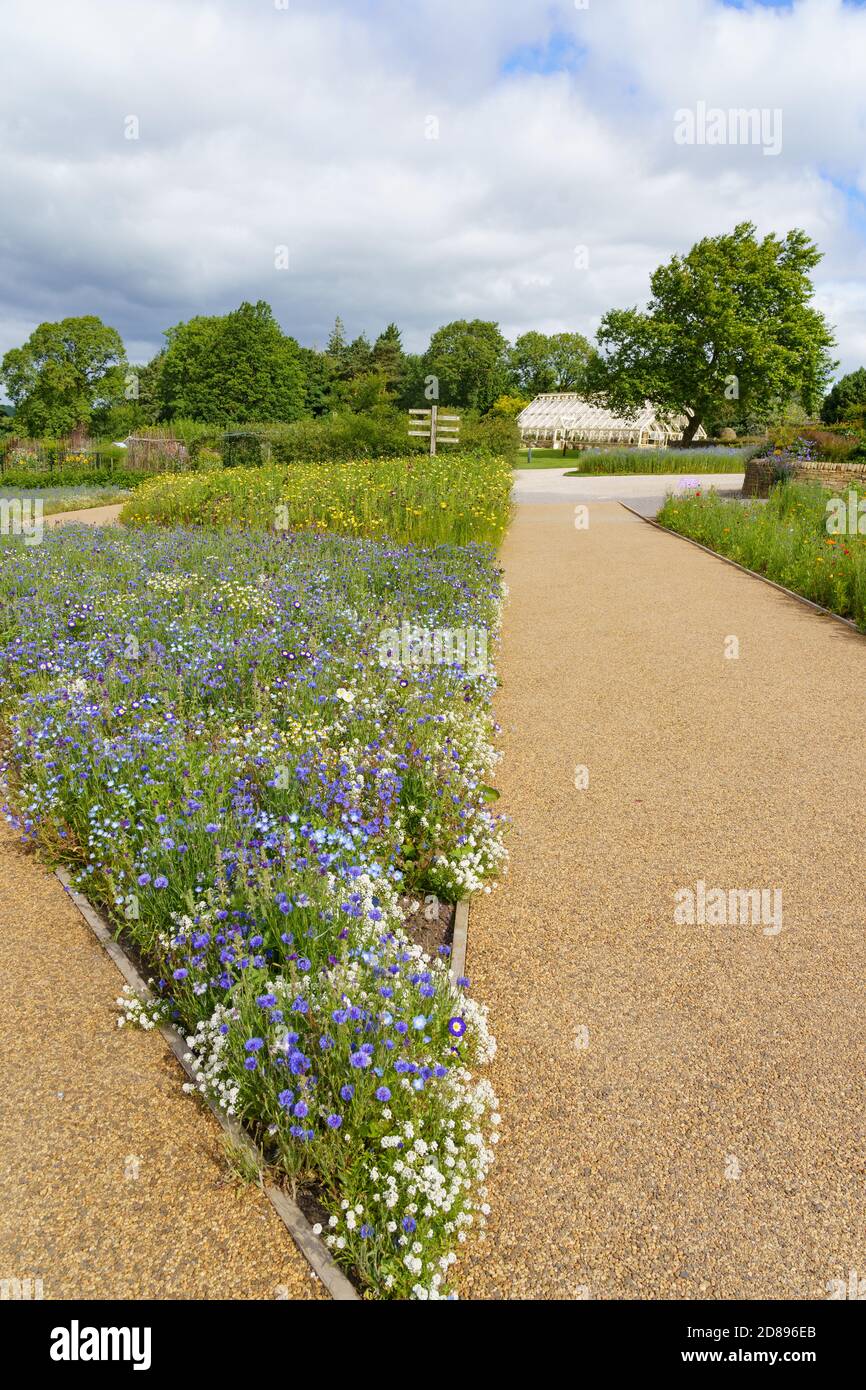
[517,394,706,449]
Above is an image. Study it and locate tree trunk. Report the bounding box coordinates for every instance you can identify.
[681,412,702,445]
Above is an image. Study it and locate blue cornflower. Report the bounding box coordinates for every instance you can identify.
[154,875,169,889]
[340,1084,355,1102]
[326,1114,342,1129]
[244,1037,264,1052]
[375,1086,391,1103]
[402,1216,416,1234]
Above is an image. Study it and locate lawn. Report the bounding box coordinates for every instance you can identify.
[0,495,507,1298]
[657,480,866,629]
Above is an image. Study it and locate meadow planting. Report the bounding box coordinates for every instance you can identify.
[657,480,866,629]
[563,446,753,476]
[121,452,512,548]
[0,517,507,1298]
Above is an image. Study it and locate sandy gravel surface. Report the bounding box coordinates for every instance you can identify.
[43,503,124,527]
[0,824,322,1300]
[460,501,866,1301]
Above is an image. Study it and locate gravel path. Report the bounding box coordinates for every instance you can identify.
[43,503,124,527]
[461,501,866,1301]
[0,821,322,1300]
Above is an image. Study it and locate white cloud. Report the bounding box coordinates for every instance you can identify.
[0,0,864,376]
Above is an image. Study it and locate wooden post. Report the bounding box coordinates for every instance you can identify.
[430,403,437,456]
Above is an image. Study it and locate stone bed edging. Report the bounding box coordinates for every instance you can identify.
[54,867,473,1302]
[54,867,360,1302]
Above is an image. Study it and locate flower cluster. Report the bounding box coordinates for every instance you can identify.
[0,522,505,1298]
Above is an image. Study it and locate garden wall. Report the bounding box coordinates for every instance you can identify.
[743,457,866,498]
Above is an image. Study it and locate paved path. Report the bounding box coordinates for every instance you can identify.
[462,501,866,1301]
[44,503,124,527]
[513,468,744,514]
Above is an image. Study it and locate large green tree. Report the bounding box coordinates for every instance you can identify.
[372,322,406,394]
[822,367,866,424]
[0,315,126,436]
[159,300,305,423]
[421,319,509,411]
[587,223,837,442]
[509,330,593,396]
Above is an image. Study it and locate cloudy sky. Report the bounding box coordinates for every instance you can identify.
[1,0,865,378]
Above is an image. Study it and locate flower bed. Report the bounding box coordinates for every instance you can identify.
[657,480,866,630]
[0,522,506,1298]
[120,453,513,549]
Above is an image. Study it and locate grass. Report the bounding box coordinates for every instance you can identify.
[563,447,753,476]
[0,521,504,1300]
[657,480,866,629]
[121,453,512,548]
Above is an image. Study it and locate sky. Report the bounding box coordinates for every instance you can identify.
[1,0,865,381]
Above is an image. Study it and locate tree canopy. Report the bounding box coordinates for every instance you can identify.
[158,300,306,424]
[421,319,509,412]
[587,223,837,442]
[0,315,126,436]
[509,331,593,396]
[822,367,866,424]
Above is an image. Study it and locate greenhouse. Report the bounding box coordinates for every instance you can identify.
[516,394,706,449]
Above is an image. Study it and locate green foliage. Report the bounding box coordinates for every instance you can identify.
[588,223,837,443]
[122,451,513,549]
[421,320,509,412]
[222,432,264,468]
[0,316,126,436]
[508,331,593,396]
[159,300,306,424]
[563,446,753,475]
[489,394,529,418]
[822,368,866,424]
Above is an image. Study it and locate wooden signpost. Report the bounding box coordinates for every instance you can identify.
[408,406,460,456]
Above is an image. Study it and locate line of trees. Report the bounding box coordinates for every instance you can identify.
[0,223,850,443]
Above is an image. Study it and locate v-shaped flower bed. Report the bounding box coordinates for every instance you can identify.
[0,522,505,1298]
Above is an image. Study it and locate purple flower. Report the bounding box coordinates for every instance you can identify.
[326,1114,342,1129]
[293,1100,308,1118]
[244,1056,258,1071]
[340,1084,355,1101]
[447,1016,466,1038]
[277,1090,294,1109]
[402,1215,416,1234]
[244,1037,264,1052]
[137,873,151,887]
[153,875,168,889]
[375,1086,391,1103]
